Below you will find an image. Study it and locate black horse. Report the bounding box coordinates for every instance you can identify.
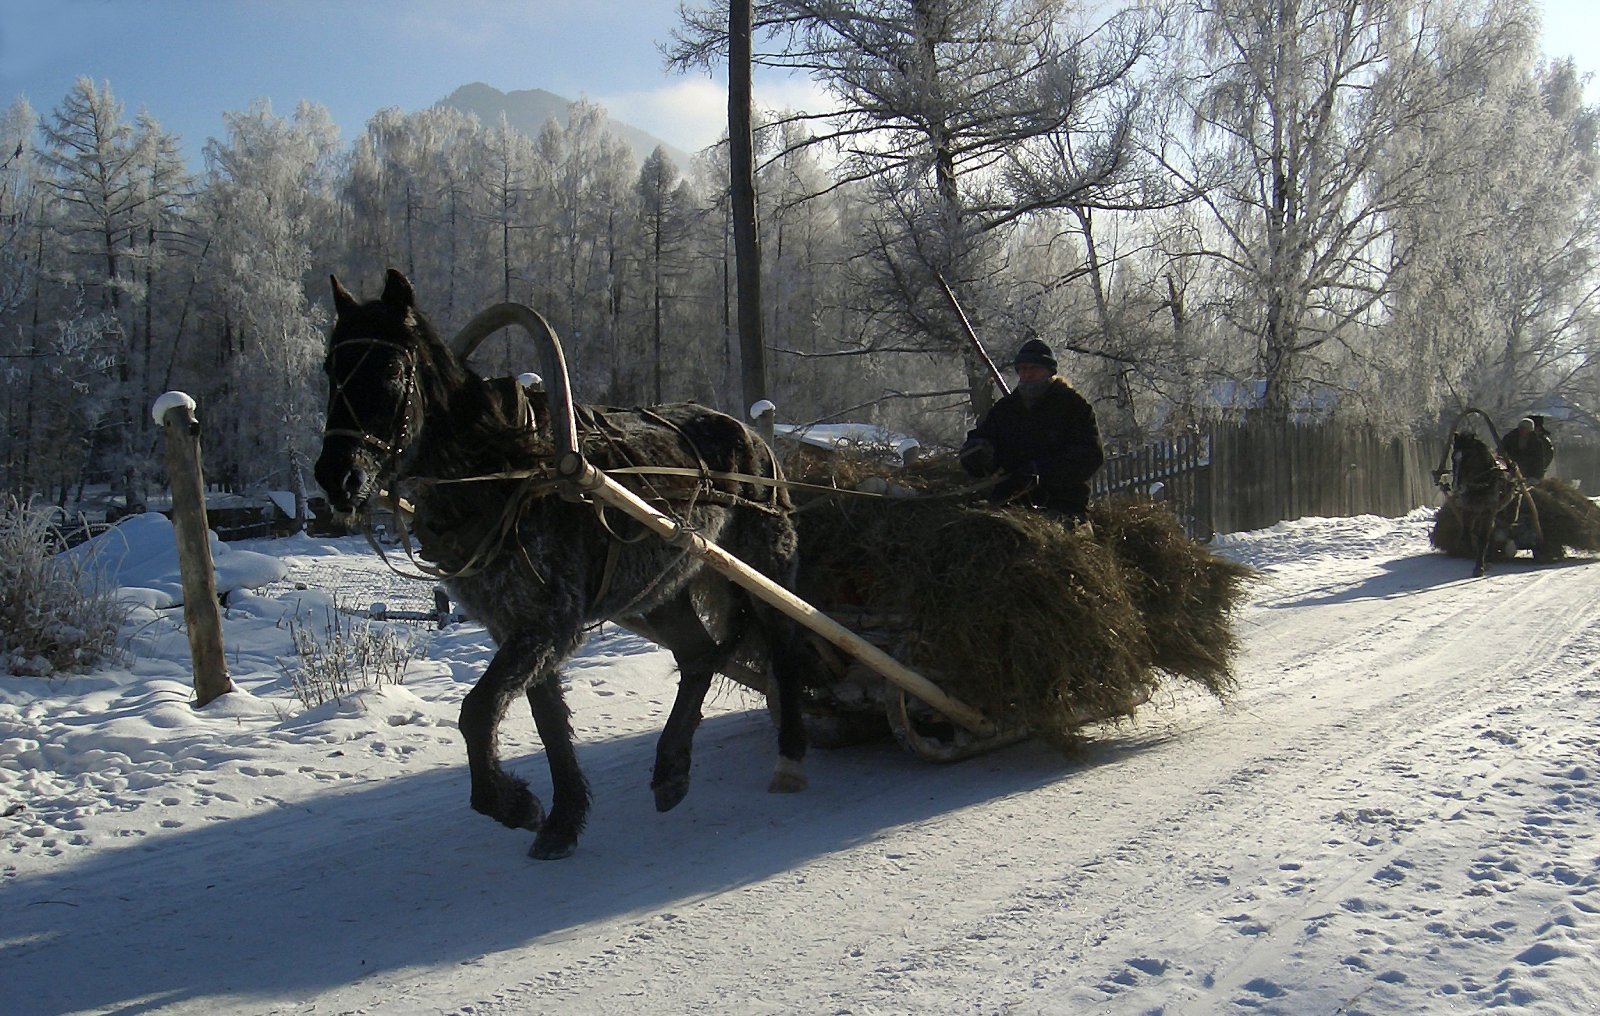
[314,269,810,859]
[1435,431,1522,577]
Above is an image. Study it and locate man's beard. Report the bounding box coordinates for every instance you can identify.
[1016,377,1053,406]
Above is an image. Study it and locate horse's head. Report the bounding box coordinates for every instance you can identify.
[1450,431,1490,477]
[314,269,431,514]
[1448,430,1510,504]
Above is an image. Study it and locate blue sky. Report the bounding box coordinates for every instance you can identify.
[2,0,1596,169]
[0,0,818,165]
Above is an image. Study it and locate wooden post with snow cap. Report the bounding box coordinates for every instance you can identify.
[152,391,233,707]
[749,398,776,447]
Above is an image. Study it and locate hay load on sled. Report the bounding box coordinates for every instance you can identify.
[1432,475,1600,562]
[1428,410,1600,575]
[785,454,1254,756]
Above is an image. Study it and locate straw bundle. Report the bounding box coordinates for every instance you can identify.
[794,483,1251,744]
[1526,479,1600,555]
[1087,498,1253,696]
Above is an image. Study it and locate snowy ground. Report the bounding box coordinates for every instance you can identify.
[3,507,1599,1015]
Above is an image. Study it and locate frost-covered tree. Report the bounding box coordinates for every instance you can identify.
[636,147,696,403]
[530,102,638,394]
[673,0,1168,418]
[33,78,193,506]
[1379,6,1599,428]
[199,99,340,523]
[1161,0,1535,423]
[346,104,486,322]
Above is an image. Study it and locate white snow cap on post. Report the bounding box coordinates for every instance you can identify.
[151,391,197,424]
[749,399,775,420]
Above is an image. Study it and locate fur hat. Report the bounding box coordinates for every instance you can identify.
[1013,338,1057,371]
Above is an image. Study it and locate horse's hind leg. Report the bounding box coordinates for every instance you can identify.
[642,593,724,813]
[735,523,811,793]
[752,599,810,793]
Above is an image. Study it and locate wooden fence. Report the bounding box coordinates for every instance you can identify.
[1093,429,1215,537]
[1097,422,1600,540]
[1096,422,1446,539]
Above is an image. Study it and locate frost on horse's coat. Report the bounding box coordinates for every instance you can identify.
[313,269,810,860]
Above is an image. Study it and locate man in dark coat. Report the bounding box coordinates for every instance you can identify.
[1501,416,1554,480]
[958,338,1105,520]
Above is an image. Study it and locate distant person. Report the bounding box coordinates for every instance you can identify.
[958,339,1105,522]
[1501,416,1554,481]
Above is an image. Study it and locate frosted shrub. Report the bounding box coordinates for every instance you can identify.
[0,497,128,676]
[281,604,426,709]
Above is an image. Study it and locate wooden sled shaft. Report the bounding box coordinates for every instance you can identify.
[557,452,998,738]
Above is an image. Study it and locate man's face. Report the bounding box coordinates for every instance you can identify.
[1014,363,1052,386]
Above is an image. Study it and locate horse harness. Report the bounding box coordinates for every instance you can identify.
[325,343,990,603]
[353,377,791,613]
[321,337,422,462]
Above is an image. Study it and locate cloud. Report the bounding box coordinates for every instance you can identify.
[599,72,833,155]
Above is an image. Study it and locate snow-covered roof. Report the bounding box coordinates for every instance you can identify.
[263,491,316,519]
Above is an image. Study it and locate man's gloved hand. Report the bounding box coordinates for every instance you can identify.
[994,463,1040,503]
[959,438,996,477]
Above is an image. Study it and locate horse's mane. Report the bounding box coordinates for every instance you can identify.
[391,306,558,473]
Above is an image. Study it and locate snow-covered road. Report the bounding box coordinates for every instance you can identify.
[4,511,1598,1015]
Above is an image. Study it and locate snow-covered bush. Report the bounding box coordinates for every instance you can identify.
[0,497,128,676]
[280,603,425,708]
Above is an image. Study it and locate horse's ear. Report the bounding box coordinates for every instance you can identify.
[381,269,415,312]
[331,275,357,315]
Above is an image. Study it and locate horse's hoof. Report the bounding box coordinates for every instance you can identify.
[767,757,808,794]
[500,782,545,830]
[529,832,576,860]
[472,780,544,830]
[653,778,689,813]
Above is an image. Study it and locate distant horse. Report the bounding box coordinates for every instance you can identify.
[314,269,810,859]
[1436,431,1521,577]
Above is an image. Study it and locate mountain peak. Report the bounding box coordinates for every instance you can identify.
[434,83,691,166]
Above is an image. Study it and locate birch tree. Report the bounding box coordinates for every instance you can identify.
[1165,0,1517,421]
[1384,32,1600,427]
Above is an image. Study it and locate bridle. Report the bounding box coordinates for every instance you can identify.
[321,336,422,464]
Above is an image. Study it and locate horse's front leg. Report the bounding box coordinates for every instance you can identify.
[525,672,591,859]
[460,635,561,833]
